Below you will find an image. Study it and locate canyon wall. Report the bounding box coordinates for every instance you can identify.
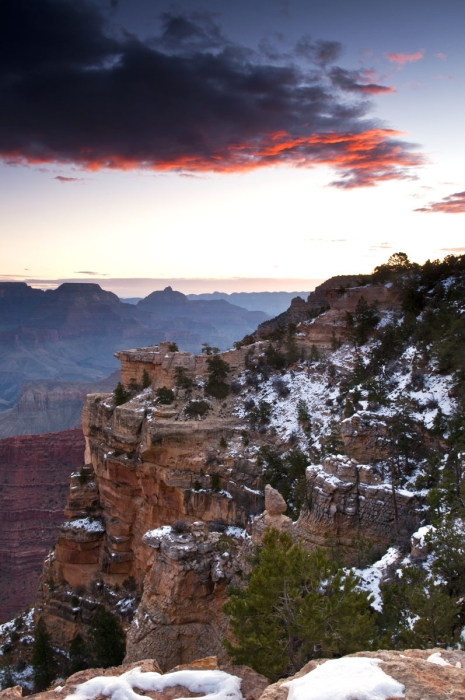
[0,429,85,622]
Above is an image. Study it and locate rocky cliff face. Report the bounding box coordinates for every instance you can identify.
[295,455,420,552]
[36,361,265,658]
[0,429,85,623]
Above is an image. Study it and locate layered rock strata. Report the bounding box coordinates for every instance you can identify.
[0,429,85,622]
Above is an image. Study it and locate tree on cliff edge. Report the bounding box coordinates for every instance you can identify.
[223,529,376,681]
[32,617,55,691]
[89,606,125,668]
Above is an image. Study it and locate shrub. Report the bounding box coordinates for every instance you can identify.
[265,344,287,370]
[211,473,221,491]
[184,400,210,418]
[155,386,175,404]
[168,342,179,352]
[201,343,220,355]
[174,366,196,390]
[246,400,272,427]
[272,377,290,397]
[172,520,190,533]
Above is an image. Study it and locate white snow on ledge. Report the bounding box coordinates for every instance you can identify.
[61,517,105,533]
[283,657,405,700]
[66,667,243,700]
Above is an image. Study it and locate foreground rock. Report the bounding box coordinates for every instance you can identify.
[3,649,465,700]
[0,657,268,700]
[259,649,465,700]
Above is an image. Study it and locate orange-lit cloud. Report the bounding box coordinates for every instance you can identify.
[3,128,423,189]
[386,50,424,66]
[415,191,465,214]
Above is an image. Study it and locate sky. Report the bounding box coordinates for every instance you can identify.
[0,0,464,296]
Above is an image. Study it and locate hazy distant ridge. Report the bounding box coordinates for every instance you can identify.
[187,291,313,317]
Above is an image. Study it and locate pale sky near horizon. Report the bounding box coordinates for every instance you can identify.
[0,0,464,296]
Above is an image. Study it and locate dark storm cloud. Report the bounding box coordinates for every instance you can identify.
[329,67,394,95]
[0,0,421,187]
[295,37,343,65]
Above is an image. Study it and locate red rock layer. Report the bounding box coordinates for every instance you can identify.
[0,429,85,623]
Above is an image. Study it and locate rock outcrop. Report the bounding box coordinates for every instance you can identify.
[0,429,85,622]
[258,280,401,351]
[126,522,253,670]
[36,376,264,657]
[295,455,420,552]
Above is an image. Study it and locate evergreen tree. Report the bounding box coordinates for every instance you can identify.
[32,617,55,691]
[205,355,230,399]
[223,529,376,681]
[69,634,88,674]
[142,369,151,389]
[0,654,15,690]
[379,567,460,649]
[113,382,129,406]
[89,606,125,669]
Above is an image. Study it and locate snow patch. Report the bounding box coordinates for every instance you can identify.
[66,667,243,700]
[61,518,105,533]
[283,657,405,700]
[427,652,451,666]
[354,547,400,612]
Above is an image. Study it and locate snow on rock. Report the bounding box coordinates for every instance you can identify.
[354,548,401,612]
[427,652,451,667]
[60,517,105,533]
[411,525,435,549]
[66,667,244,700]
[283,657,405,700]
[143,525,173,547]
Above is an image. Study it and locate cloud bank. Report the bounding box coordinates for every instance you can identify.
[0,0,422,188]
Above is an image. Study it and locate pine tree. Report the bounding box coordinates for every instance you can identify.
[223,529,376,681]
[32,617,55,691]
[113,382,129,406]
[69,634,88,674]
[89,606,125,668]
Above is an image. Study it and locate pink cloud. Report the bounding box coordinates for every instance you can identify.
[415,190,465,214]
[386,50,424,67]
[434,52,447,61]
